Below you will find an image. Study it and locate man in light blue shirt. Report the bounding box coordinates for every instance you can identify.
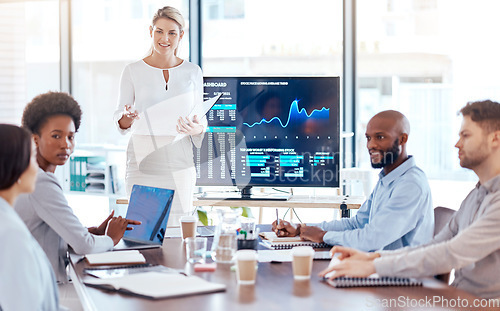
[273,110,434,251]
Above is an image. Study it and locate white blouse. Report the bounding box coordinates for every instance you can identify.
[114,59,205,141]
[114,59,206,174]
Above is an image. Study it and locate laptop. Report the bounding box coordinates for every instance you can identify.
[114,184,174,251]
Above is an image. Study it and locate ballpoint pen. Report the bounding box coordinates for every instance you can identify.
[276,208,279,226]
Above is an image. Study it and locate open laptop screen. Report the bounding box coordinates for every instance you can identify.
[123,185,174,244]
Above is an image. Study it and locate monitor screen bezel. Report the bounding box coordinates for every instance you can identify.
[195,76,341,188]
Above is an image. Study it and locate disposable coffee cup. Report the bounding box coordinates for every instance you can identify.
[292,246,314,280]
[180,215,197,241]
[236,250,258,285]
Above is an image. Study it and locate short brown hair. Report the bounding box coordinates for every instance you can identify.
[460,100,500,133]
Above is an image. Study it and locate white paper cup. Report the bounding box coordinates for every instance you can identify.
[292,246,314,280]
[180,215,197,240]
[236,250,258,285]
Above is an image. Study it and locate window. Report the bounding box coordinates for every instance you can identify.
[356,0,500,207]
[0,0,60,125]
[202,0,343,76]
[71,0,189,145]
[1,0,492,216]
[200,0,344,223]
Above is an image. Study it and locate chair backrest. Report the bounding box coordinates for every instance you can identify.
[433,206,456,284]
[434,206,455,236]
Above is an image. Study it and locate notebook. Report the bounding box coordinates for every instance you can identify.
[84,271,226,299]
[114,185,174,251]
[85,250,146,266]
[259,232,331,250]
[323,275,423,288]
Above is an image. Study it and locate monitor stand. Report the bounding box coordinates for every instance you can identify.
[198,186,291,201]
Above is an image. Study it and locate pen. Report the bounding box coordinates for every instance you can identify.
[276,208,279,227]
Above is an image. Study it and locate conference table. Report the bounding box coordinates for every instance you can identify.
[70,231,484,311]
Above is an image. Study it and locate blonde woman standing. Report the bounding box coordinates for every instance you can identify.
[114,6,206,226]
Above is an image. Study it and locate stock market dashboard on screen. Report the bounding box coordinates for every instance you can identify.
[194,77,340,189]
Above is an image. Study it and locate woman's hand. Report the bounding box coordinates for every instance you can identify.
[105,216,129,245]
[176,115,204,136]
[105,216,142,245]
[88,210,115,235]
[118,105,139,129]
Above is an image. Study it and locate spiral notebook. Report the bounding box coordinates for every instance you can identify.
[324,275,423,288]
[259,232,331,249]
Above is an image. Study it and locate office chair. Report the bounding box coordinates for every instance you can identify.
[433,206,456,284]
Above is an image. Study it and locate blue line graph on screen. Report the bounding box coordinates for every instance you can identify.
[243,100,329,128]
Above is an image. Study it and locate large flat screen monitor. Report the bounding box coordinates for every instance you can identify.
[194,76,340,199]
